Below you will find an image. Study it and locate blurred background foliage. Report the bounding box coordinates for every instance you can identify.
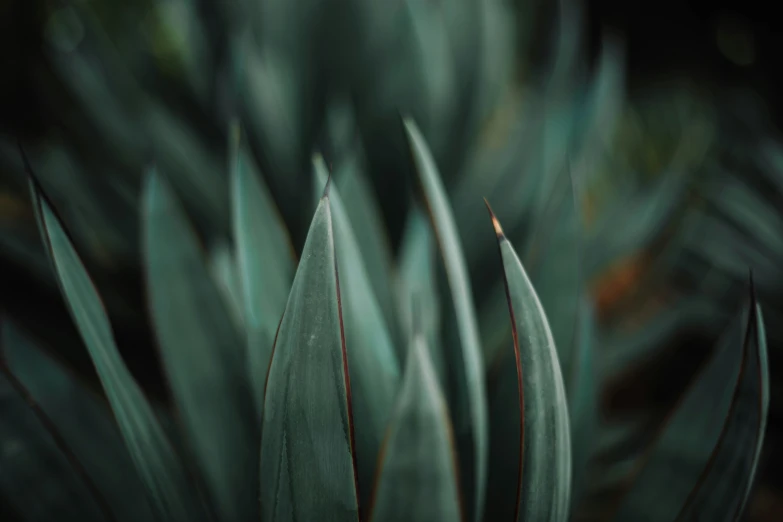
[0,0,781,520]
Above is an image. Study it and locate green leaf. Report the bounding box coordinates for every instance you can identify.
[230,122,296,411]
[30,182,207,522]
[484,203,572,522]
[397,205,444,380]
[369,328,462,522]
[142,170,259,522]
[404,118,487,522]
[613,289,769,522]
[259,186,360,522]
[522,167,595,503]
[568,299,597,505]
[0,321,154,522]
[523,166,581,385]
[334,153,400,348]
[313,156,400,515]
[207,241,245,330]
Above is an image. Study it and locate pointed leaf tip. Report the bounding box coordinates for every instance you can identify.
[483,199,505,239]
[313,154,332,198]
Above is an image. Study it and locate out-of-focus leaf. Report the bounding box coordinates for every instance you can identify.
[31,181,207,522]
[206,241,244,330]
[613,291,769,522]
[600,297,717,379]
[230,122,296,410]
[0,321,154,522]
[313,157,399,515]
[259,188,360,521]
[586,172,688,278]
[397,205,443,378]
[568,299,597,505]
[334,153,400,347]
[484,203,571,522]
[142,171,259,522]
[369,325,462,522]
[405,118,487,522]
[524,166,581,391]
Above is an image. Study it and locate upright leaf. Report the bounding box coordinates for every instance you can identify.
[313,157,400,515]
[613,288,769,522]
[259,187,360,522]
[143,171,259,522]
[484,203,572,522]
[30,181,206,522]
[369,329,462,522]
[230,122,296,411]
[334,153,400,347]
[397,205,444,379]
[405,118,488,522]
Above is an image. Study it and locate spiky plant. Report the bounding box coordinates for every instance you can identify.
[0,115,770,522]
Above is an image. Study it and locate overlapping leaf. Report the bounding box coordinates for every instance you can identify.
[613,288,769,522]
[405,118,488,522]
[259,186,360,521]
[369,326,462,522]
[230,122,296,411]
[0,321,153,522]
[30,180,208,522]
[142,170,259,522]
[313,157,400,514]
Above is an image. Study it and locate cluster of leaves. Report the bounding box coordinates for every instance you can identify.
[0,115,772,522]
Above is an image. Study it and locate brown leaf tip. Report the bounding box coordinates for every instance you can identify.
[484,198,506,240]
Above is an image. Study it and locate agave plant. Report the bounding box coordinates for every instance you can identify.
[0,114,770,522]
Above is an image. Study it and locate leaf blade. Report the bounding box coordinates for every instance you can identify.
[259,191,360,522]
[313,156,400,515]
[143,170,259,522]
[484,204,572,522]
[369,331,463,522]
[230,122,296,412]
[404,118,488,522]
[613,289,769,522]
[31,182,206,522]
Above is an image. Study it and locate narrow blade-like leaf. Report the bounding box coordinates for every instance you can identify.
[404,117,487,522]
[369,330,463,522]
[143,170,259,522]
[397,205,444,379]
[30,181,206,522]
[0,321,153,522]
[230,122,296,411]
[484,203,572,522]
[259,188,360,521]
[334,153,400,347]
[613,287,769,522]
[313,156,400,515]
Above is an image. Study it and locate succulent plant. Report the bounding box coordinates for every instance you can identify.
[0,114,771,522]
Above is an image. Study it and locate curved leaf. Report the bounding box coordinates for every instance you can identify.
[230,122,296,411]
[369,328,462,522]
[313,157,400,515]
[259,187,360,522]
[613,288,769,522]
[30,181,207,522]
[0,321,154,522]
[143,171,259,522]
[484,203,572,522]
[404,118,488,522]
